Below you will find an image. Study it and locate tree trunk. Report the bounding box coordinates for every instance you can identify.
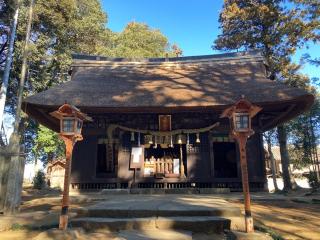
[0,5,19,127]
[277,124,296,191]
[309,115,320,181]
[3,0,34,215]
[266,136,279,191]
[0,8,19,201]
[0,146,12,210]
[3,133,23,214]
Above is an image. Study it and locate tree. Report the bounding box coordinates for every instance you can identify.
[264,130,279,191]
[2,0,109,115]
[106,22,175,58]
[2,0,111,161]
[172,43,183,57]
[0,1,19,129]
[288,88,320,182]
[32,125,64,167]
[213,0,319,191]
[0,0,17,67]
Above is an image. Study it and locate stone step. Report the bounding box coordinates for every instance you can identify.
[71,216,230,234]
[76,207,241,218]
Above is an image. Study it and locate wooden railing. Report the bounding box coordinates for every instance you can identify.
[70,181,265,190]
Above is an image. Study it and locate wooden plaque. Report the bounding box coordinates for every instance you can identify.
[159,115,171,131]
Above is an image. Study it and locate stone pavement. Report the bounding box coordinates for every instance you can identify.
[70,189,320,203]
[78,194,241,216]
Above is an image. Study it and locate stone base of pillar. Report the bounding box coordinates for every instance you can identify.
[59,214,68,230]
[245,215,254,233]
[179,174,186,179]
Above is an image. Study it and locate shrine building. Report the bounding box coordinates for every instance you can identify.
[22,51,314,191]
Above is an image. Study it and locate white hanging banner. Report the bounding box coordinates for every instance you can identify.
[173,158,180,174]
[130,146,144,169]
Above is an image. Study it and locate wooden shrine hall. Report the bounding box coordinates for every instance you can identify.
[22,51,314,191]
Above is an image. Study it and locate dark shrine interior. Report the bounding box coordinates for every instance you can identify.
[213,142,238,178]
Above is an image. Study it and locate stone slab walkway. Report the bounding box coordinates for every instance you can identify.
[81,194,240,216]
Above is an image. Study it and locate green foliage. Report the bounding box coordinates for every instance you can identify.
[303,53,320,68]
[102,22,177,58]
[33,170,46,189]
[255,224,285,240]
[291,0,320,23]
[32,125,64,164]
[10,223,25,231]
[288,94,320,169]
[3,0,109,113]
[213,0,319,81]
[0,0,18,68]
[0,0,17,25]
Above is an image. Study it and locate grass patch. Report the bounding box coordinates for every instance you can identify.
[10,223,58,231]
[10,223,26,231]
[255,224,285,240]
[291,198,310,204]
[312,198,320,204]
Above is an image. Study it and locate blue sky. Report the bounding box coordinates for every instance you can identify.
[101,0,319,79]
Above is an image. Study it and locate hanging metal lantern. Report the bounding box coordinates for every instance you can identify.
[131,132,135,142]
[153,135,158,148]
[149,135,153,144]
[196,133,200,143]
[138,132,141,146]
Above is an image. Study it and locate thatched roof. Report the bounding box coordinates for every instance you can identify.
[23,51,314,131]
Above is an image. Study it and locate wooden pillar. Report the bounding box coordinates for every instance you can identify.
[180,145,186,178]
[156,160,160,173]
[237,133,254,233]
[106,141,114,172]
[59,137,74,230]
[164,161,168,174]
[160,161,164,173]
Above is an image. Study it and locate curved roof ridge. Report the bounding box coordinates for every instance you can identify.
[71,50,264,65]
